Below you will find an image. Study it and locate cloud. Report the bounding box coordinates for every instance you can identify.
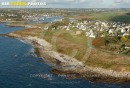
[114,0,130,4]
[113,0,130,8]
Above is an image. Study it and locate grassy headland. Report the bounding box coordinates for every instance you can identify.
[8,26,130,72]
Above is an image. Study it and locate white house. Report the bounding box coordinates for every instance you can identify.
[101,34,105,37]
[79,24,86,31]
[86,32,91,37]
[66,26,70,30]
[89,32,96,38]
[123,33,129,36]
[86,30,96,38]
[108,29,114,34]
[121,28,126,33]
[44,27,49,30]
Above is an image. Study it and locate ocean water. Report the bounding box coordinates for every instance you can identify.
[0,23,24,34]
[27,16,63,24]
[0,22,130,88]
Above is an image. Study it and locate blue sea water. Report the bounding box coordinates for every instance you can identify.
[27,16,63,24]
[0,23,24,34]
[0,22,130,88]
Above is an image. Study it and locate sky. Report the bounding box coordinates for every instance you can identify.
[0,0,130,8]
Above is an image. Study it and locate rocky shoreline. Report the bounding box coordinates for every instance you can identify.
[4,33,130,83]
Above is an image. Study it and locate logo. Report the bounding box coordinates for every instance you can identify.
[0,1,46,6]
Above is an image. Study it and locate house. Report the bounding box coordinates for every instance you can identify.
[89,32,96,38]
[85,30,96,38]
[52,28,55,30]
[81,25,86,30]
[79,24,86,31]
[108,29,114,34]
[121,28,126,33]
[76,31,82,35]
[100,27,104,31]
[6,19,11,21]
[85,32,91,37]
[123,33,129,36]
[66,26,70,30]
[118,33,124,37]
[83,21,87,24]
[125,45,130,49]
[44,27,49,30]
[102,22,108,27]
[115,27,121,32]
[69,18,77,23]
[101,34,105,37]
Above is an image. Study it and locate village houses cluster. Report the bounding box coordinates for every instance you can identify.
[0,11,130,39]
[44,18,130,39]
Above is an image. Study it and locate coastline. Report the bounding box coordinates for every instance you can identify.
[5,32,130,83]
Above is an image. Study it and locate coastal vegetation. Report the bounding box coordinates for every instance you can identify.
[10,26,130,72]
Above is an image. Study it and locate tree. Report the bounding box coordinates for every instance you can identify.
[119,44,126,52]
[105,39,110,47]
[121,36,127,42]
